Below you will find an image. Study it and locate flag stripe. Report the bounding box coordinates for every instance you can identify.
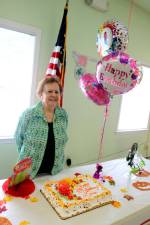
[48,57,59,67]
[51,51,61,58]
[46,68,57,76]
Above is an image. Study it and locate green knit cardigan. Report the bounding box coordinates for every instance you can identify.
[15,101,68,178]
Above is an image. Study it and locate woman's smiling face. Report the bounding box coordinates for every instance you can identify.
[41,82,61,110]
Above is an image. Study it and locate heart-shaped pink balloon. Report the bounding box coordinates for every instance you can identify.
[79,73,110,105]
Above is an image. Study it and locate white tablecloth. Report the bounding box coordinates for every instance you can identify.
[0,158,150,225]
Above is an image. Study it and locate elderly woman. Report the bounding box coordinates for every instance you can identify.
[15,76,68,178]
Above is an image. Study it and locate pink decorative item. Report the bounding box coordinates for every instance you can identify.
[96,52,142,95]
[79,73,110,105]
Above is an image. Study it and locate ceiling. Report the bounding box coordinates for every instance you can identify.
[133,0,150,13]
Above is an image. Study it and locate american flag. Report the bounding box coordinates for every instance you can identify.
[46,0,69,107]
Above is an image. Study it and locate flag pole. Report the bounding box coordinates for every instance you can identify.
[59,0,69,107]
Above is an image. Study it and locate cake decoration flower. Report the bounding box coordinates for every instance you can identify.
[111,200,121,208]
[58,180,71,197]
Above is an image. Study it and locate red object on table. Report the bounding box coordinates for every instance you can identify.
[2,178,35,198]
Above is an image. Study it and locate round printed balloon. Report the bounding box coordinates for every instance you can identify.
[96,19,128,57]
[96,52,142,95]
[79,73,110,105]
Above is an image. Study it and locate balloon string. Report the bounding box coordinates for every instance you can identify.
[128,0,134,33]
[98,104,109,160]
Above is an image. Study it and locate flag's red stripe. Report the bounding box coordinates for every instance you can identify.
[48,63,59,70]
[51,51,61,58]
